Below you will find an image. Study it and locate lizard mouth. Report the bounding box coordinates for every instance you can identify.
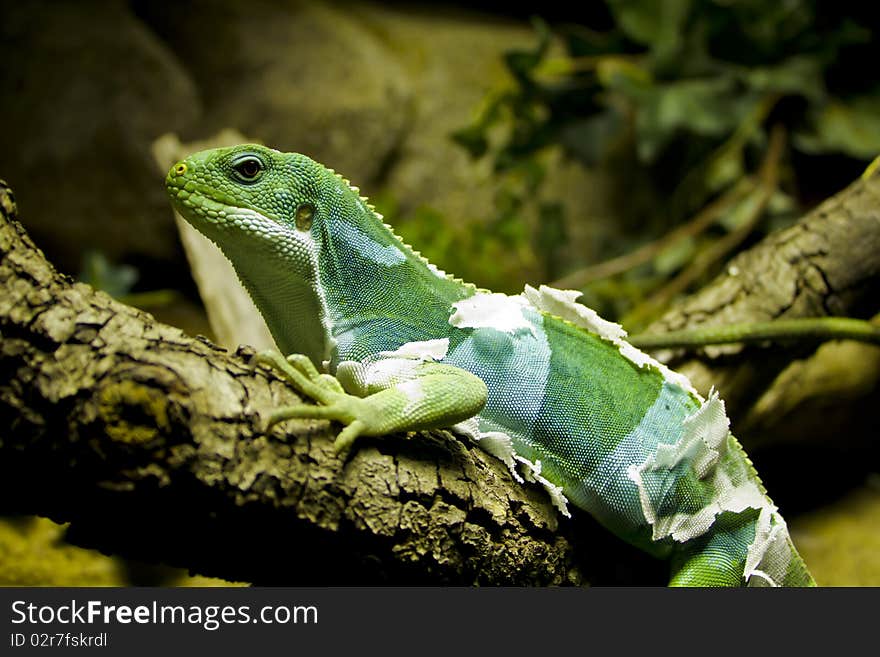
[165,169,285,233]
[165,173,303,265]
[165,176,247,229]
[167,185,232,226]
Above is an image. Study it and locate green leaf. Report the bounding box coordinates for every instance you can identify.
[596,56,652,89]
[703,144,745,192]
[796,97,880,160]
[736,56,825,101]
[653,235,696,275]
[629,77,745,161]
[503,17,551,82]
[606,0,692,64]
[559,109,626,165]
[78,251,138,298]
[536,201,568,279]
[450,123,490,159]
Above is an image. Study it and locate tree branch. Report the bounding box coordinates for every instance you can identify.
[0,179,603,585]
[643,166,880,450]
[5,161,876,585]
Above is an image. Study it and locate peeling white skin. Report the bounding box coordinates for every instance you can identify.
[450,417,481,442]
[626,391,767,543]
[450,292,535,336]
[515,457,571,517]
[336,340,451,396]
[335,358,423,396]
[523,284,627,341]
[653,388,729,478]
[398,378,426,416]
[449,419,523,484]
[480,431,524,483]
[625,390,789,585]
[744,507,792,587]
[381,338,450,361]
[523,284,700,398]
[446,291,570,514]
[427,262,448,279]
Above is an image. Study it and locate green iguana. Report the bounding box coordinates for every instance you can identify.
[165,144,816,587]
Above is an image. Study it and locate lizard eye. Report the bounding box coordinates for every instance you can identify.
[231,155,264,183]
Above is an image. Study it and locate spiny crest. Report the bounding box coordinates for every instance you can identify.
[525,293,699,400]
[329,169,480,293]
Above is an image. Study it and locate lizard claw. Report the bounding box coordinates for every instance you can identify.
[333,420,367,453]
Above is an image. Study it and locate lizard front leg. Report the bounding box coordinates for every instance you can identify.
[255,351,488,452]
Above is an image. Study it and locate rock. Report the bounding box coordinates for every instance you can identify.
[0,0,200,274]
[135,0,412,188]
[1,0,634,289]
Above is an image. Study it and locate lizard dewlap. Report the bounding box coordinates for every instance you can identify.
[166,144,816,587]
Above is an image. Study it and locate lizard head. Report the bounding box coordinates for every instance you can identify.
[165,143,328,249]
[166,143,466,366]
[165,143,344,365]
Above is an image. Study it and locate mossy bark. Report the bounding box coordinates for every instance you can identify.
[645,169,880,451]
[3,168,878,585]
[0,179,598,585]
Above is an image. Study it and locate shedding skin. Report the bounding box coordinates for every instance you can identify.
[166,144,815,586]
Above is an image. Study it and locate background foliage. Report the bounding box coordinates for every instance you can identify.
[383,0,880,325]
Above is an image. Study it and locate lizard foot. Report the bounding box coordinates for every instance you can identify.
[254,350,382,452]
[255,350,488,454]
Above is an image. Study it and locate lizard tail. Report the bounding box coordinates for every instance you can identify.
[668,510,816,587]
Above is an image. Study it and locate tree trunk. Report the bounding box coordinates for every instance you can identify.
[2,166,878,585]
[0,179,599,585]
[645,168,880,454]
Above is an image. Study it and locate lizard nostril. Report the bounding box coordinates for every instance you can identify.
[174,163,187,176]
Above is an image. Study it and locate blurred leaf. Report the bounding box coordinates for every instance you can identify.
[764,189,799,233]
[606,0,692,64]
[559,109,626,165]
[735,55,825,101]
[450,2,880,315]
[631,78,744,161]
[503,17,551,83]
[716,190,758,232]
[78,250,138,298]
[450,123,490,159]
[536,201,567,279]
[766,188,797,215]
[596,56,652,88]
[653,235,696,275]
[796,97,880,159]
[450,93,507,159]
[703,143,745,191]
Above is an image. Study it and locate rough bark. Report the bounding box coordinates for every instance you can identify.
[0,179,611,586]
[645,168,880,450]
[3,166,878,585]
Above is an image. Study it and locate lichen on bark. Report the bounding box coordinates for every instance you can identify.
[0,179,591,585]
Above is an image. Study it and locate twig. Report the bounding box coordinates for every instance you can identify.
[630,124,786,325]
[551,178,754,289]
[629,316,880,350]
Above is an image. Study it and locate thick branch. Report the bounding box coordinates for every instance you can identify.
[8,165,875,585]
[645,168,880,448]
[0,180,609,586]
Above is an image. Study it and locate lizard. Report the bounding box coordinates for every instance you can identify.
[165,144,816,587]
